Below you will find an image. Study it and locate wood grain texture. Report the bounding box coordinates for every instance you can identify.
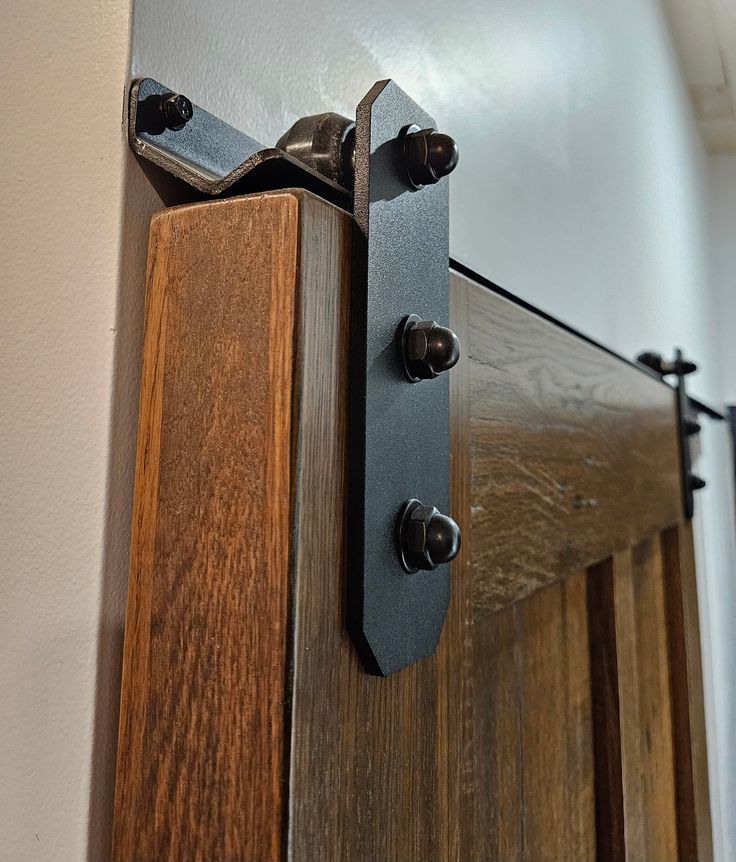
[587,559,627,862]
[114,190,708,862]
[439,280,480,861]
[113,191,305,862]
[287,206,601,861]
[614,538,679,861]
[517,574,595,861]
[287,196,443,862]
[456,273,682,616]
[470,605,522,859]
[662,523,714,862]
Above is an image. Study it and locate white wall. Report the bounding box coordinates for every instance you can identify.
[711,154,736,402]
[705,151,736,861]
[0,2,138,860]
[132,0,735,855]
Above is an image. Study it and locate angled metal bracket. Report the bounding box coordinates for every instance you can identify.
[637,349,724,519]
[128,77,461,676]
[128,78,350,208]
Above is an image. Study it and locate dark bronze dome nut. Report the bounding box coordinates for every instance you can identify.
[398,499,462,573]
[400,315,460,381]
[404,127,459,188]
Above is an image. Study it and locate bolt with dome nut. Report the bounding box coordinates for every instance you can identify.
[398,499,462,573]
[403,126,459,188]
[400,315,460,382]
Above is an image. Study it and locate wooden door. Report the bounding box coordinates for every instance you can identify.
[112,190,712,861]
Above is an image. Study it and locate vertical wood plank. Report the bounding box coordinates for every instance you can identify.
[610,548,647,860]
[562,572,596,859]
[587,558,627,861]
[438,269,479,860]
[614,538,679,861]
[471,605,522,860]
[282,192,353,860]
[516,575,595,861]
[471,573,595,862]
[114,193,302,862]
[662,523,714,861]
[518,584,567,862]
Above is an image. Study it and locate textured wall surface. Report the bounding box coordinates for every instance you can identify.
[0,1,136,860]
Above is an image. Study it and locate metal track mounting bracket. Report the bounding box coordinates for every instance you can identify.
[637,349,723,519]
[128,77,462,675]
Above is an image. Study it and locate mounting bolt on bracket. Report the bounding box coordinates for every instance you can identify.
[127,75,461,676]
[636,348,723,519]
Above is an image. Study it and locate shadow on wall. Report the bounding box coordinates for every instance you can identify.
[85,147,191,862]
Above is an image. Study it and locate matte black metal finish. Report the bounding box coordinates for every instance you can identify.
[688,474,707,491]
[128,78,349,208]
[728,406,736,520]
[636,348,718,519]
[683,416,702,436]
[675,353,701,519]
[348,80,455,676]
[637,350,698,378]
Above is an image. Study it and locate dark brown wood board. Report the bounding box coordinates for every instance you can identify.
[113,190,711,862]
[458,273,682,616]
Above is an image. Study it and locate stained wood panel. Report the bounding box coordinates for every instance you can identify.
[587,558,627,861]
[113,192,305,861]
[662,523,714,862]
[290,249,600,857]
[517,575,596,860]
[615,538,679,861]
[287,199,444,862]
[588,533,703,862]
[114,190,711,862]
[459,275,681,616]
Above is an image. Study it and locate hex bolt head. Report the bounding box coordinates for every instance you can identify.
[161,93,194,130]
[400,315,461,381]
[398,499,462,573]
[404,127,459,188]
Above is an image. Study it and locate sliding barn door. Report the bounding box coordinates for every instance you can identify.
[113,190,712,861]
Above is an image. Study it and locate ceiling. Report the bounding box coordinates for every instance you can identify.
[661,0,736,151]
